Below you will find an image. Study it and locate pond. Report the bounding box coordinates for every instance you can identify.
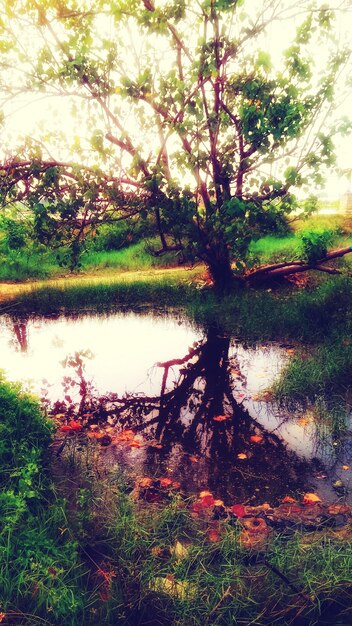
[0,308,351,505]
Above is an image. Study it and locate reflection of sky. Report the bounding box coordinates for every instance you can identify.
[0,312,202,399]
[1,312,349,471]
[230,342,334,462]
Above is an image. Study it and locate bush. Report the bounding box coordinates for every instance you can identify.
[299,228,336,263]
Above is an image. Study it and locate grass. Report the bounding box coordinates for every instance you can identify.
[81,239,180,272]
[0,266,202,314]
[1,211,351,283]
[50,434,352,626]
[0,239,183,283]
[0,248,62,281]
[0,375,89,624]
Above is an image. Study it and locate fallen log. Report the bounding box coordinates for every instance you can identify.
[245,245,352,283]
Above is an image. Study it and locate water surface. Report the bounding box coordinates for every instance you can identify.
[1,309,350,505]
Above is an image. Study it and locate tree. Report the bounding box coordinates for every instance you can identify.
[0,0,351,288]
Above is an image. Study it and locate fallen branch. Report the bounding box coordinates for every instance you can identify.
[245,245,352,282]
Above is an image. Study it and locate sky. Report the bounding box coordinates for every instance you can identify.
[1,0,352,200]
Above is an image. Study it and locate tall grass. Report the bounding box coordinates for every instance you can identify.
[81,239,180,272]
[0,249,62,281]
[0,375,89,624]
[52,438,352,626]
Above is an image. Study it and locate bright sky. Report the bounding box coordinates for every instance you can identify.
[1,0,352,199]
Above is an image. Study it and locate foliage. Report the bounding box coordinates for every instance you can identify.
[0,375,88,623]
[299,228,336,263]
[0,0,351,285]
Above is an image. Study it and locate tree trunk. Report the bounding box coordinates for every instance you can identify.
[205,243,235,291]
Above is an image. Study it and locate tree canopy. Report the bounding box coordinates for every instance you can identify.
[0,0,351,287]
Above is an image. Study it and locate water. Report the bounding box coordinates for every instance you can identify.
[0,309,351,505]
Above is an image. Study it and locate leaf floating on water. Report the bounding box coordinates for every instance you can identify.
[159,478,173,488]
[314,472,327,480]
[302,492,321,504]
[237,453,247,460]
[59,420,82,432]
[250,435,263,444]
[342,465,350,470]
[87,431,103,439]
[213,414,230,422]
[113,429,135,443]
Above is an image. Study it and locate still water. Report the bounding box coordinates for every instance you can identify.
[0,309,351,504]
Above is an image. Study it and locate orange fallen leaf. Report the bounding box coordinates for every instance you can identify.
[59,420,82,432]
[214,499,224,507]
[200,490,213,498]
[159,478,173,488]
[129,440,143,448]
[342,465,350,470]
[250,435,263,444]
[201,495,215,507]
[282,496,296,504]
[87,431,103,439]
[189,456,198,463]
[139,477,153,488]
[172,481,181,489]
[213,414,230,422]
[114,429,136,443]
[207,529,222,542]
[237,453,247,460]
[302,492,321,504]
[298,417,310,427]
[230,504,246,517]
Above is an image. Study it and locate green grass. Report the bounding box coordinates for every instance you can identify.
[0,248,62,281]
[51,437,352,626]
[249,234,299,263]
[81,239,180,272]
[0,211,351,282]
[9,269,199,315]
[273,341,352,400]
[0,375,91,624]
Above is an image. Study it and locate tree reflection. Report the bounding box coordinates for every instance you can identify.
[60,323,311,504]
[12,320,28,352]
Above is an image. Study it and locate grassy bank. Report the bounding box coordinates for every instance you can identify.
[0,375,89,624]
[1,374,351,625]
